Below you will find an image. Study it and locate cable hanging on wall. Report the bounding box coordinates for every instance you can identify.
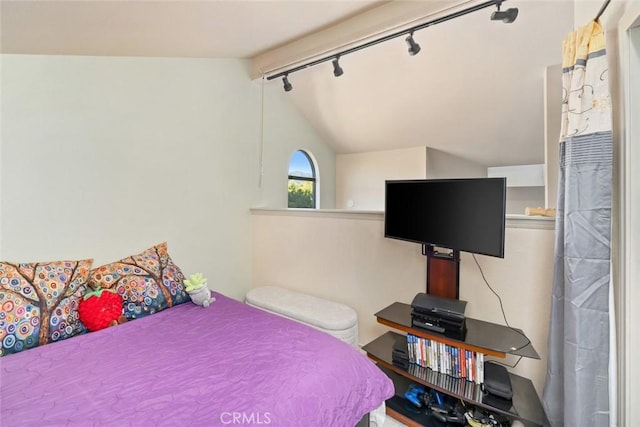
[268,0,518,91]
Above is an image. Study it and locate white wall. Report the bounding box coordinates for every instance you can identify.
[260,79,336,209]
[0,55,260,299]
[425,148,487,179]
[0,54,335,300]
[251,210,554,397]
[336,145,544,214]
[504,187,546,216]
[458,226,554,397]
[335,146,426,210]
[613,3,640,424]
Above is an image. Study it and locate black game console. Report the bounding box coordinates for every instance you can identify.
[410,293,467,340]
[411,312,467,340]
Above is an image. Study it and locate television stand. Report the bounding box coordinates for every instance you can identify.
[362,302,546,426]
[423,244,459,299]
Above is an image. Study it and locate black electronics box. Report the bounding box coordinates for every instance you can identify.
[391,334,410,369]
[483,361,513,400]
[410,293,467,340]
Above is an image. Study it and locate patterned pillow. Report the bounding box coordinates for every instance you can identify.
[89,243,189,320]
[0,259,93,357]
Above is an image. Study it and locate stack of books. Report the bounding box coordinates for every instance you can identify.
[406,333,484,384]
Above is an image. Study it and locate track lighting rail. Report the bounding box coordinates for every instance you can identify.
[267,0,514,88]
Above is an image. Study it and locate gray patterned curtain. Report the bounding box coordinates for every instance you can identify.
[542,20,614,427]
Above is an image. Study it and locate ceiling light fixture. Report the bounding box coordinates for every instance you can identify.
[332,56,344,77]
[490,2,518,23]
[405,32,421,56]
[268,0,517,90]
[282,75,292,92]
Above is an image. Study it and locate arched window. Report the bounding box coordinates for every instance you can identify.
[288,150,317,208]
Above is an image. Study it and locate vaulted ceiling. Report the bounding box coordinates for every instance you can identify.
[1,0,576,167]
[264,0,575,167]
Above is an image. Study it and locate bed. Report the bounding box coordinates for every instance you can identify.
[0,291,394,426]
[1,243,393,426]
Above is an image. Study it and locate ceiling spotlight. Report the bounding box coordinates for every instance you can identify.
[282,75,292,92]
[405,32,421,56]
[491,4,518,23]
[332,57,344,77]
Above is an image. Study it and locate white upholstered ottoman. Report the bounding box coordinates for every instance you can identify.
[245,286,359,347]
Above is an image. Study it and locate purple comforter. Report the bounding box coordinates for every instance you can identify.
[0,292,393,426]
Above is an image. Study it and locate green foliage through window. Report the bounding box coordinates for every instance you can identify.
[288,181,314,208]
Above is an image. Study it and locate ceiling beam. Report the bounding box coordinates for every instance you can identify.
[250,0,475,79]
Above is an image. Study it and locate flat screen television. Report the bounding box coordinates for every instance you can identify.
[384,178,506,258]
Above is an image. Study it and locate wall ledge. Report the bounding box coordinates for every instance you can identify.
[250,208,383,221]
[250,208,555,230]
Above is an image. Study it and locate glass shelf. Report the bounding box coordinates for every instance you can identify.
[375,302,540,359]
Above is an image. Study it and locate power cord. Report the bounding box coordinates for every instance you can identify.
[471,254,531,357]
[488,355,523,369]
